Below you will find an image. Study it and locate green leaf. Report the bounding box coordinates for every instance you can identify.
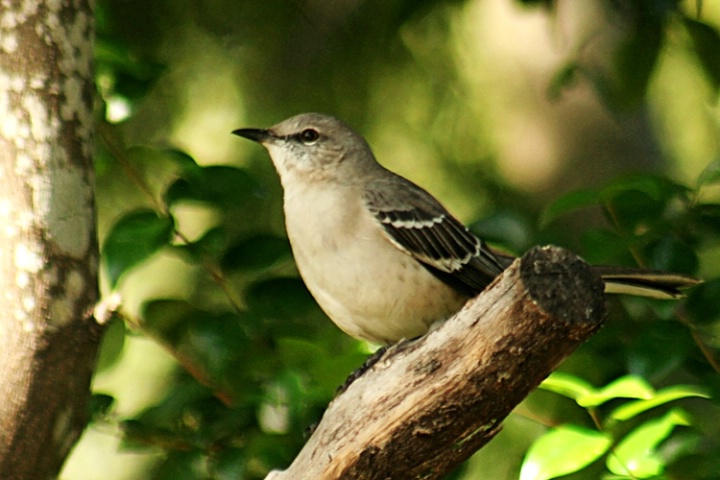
[163,178,195,206]
[174,226,228,263]
[601,175,682,203]
[609,385,709,422]
[519,425,611,480]
[95,35,166,102]
[539,372,595,401]
[603,190,664,232]
[95,315,126,372]
[164,165,262,208]
[200,166,262,206]
[102,209,174,288]
[88,393,115,419]
[684,18,720,91]
[581,228,632,264]
[695,159,720,189]
[177,314,251,382]
[221,234,291,272]
[540,189,600,227]
[163,148,201,172]
[140,299,256,401]
[607,409,691,478]
[141,299,200,345]
[577,376,655,408]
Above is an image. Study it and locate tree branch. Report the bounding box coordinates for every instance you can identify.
[0,2,100,479]
[266,245,607,480]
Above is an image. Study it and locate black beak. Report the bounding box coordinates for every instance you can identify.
[232,128,271,143]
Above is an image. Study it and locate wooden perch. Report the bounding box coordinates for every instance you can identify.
[266,245,607,480]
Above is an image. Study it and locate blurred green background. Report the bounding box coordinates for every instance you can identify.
[61,0,720,479]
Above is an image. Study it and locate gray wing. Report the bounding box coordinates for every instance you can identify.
[363,173,506,297]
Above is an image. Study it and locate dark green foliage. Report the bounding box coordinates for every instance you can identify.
[164,166,263,209]
[221,234,292,273]
[686,279,720,326]
[102,209,175,288]
[92,140,368,478]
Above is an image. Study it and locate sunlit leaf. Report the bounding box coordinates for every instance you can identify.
[607,409,691,478]
[609,386,709,422]
[102,209,174,288]
[519,426,611,480]
[539,372,595,401]
[577,376,655,408]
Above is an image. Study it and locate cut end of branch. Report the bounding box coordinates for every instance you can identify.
[521,245,606,328]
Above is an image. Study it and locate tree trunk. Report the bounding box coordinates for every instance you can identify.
[266,246,607,480]
[0,2,101,479]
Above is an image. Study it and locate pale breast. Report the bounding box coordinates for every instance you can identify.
[282,184,468,344]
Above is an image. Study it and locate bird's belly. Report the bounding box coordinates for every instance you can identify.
[285,198,468,343]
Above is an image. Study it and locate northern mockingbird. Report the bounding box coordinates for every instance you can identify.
[233,113,698,345]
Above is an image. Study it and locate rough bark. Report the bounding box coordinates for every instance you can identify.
[266,246,607,480]
[0,2,101,479]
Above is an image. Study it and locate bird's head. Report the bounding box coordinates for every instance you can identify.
[233,113,379,185]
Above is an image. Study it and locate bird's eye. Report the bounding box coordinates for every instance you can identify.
[299,128,320,145]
